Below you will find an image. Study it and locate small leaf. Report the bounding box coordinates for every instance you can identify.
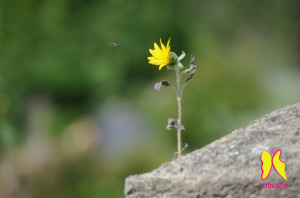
[182,143,189,151]
[190,55,195,65]
[154,80,171,91]
[182,69,190,74]
[178,51,186,61]
[185,73,194,83]
[166,118,176,130]
[175,123,185,131]
[154,83,162,91]
[186,55,197,74]
[177,62,183,68]
[184,55,197,83]
[167,66,176,70]
[173,143,188,160]
[185,65,196,74]
[161,80,170,86]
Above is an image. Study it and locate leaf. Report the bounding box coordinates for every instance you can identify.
[161,80,170,86]
[190,55,195,65]
[173,143,188,160]
[154,83,162,91]
[184,55,197,83]
[178,51,186,61]
[185,73,194,83]
[154,80,171,91]
[186,55,197,74]
[175,123,185,131]
[167,66,176,70]
[182,143,189,151]
[177,62,183,68]
[166,118,176,130]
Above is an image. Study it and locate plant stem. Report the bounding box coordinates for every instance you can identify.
[175,66,182,160]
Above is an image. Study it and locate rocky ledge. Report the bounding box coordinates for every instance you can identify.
[125,102,300,198]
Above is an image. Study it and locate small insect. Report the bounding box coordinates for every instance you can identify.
[110,42,119,47]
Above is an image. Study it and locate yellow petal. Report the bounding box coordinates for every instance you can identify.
[160,38,170,57]
[154,42,161,52]
[159,64,166,70]
[148,59,157,63]
[160,38,166,51]
[150,49,163,59]
[166,38,171,50]
[149,59,161,65]
[148,38,172,69]
[147,56,155,61]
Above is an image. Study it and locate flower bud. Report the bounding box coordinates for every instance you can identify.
[168,52,178,66]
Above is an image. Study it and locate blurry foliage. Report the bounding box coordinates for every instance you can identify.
[0,0,181,143]
[0,0,300,197]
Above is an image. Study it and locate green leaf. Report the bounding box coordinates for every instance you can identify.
[178,51,186,61]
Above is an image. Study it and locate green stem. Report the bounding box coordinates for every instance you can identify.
[175,65,182,160]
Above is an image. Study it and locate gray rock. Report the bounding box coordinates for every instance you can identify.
[125,102,300,198]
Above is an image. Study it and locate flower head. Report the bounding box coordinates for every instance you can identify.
[148,38,173,70]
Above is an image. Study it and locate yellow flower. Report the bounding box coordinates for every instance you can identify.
[148,38,172,70]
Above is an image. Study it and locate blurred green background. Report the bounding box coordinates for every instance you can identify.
[0,0,300,197]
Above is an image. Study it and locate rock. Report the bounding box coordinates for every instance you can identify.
[125,102,300,198]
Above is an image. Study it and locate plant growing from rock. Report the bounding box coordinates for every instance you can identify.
[148,38,197,160]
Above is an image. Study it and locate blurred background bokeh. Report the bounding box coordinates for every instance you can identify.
[0,1,300,197]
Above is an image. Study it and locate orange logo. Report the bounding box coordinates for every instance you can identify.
[260,150,287,181]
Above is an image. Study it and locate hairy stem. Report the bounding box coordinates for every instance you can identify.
[175,66,182,160]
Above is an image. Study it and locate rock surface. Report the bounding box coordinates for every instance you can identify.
[125,102,300,198]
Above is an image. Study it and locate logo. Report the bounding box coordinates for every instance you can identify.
[260,149,288,189]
